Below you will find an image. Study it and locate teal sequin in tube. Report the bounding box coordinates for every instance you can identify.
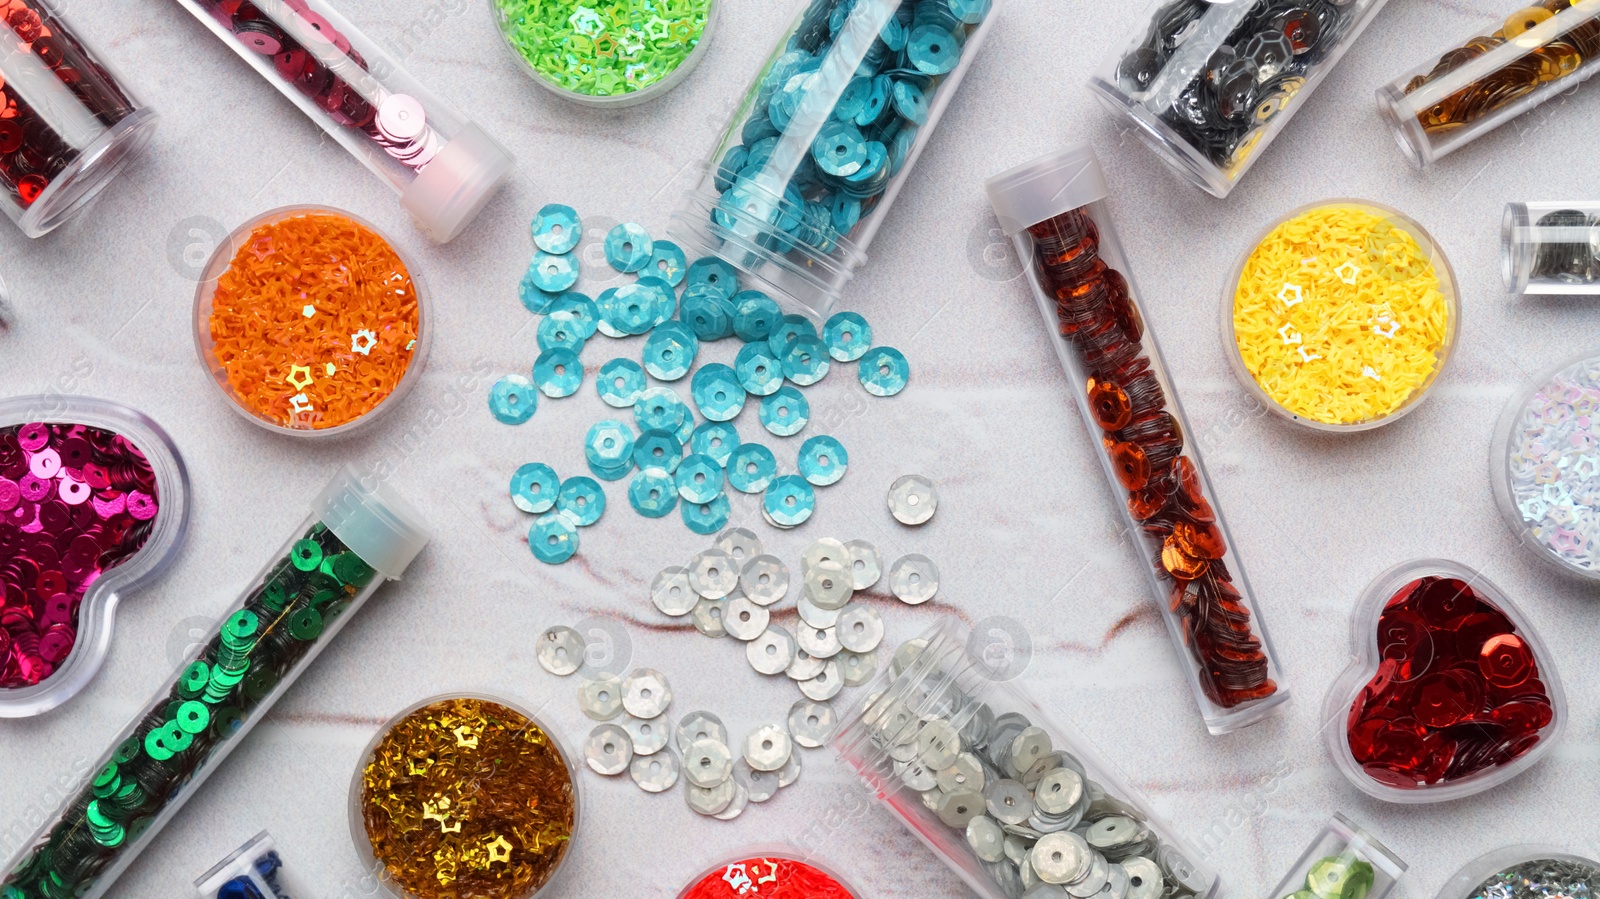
[0,469,429,899]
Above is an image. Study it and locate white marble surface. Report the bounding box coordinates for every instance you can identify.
[1,0,1599,896]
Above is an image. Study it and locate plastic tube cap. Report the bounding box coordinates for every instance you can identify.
[314,466,431,580]
[984,143,1108,235]
[400,122,514,243]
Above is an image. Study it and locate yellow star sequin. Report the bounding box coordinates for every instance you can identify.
[485,835,512,865]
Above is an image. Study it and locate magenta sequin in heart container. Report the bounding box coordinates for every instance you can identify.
[0,396,188,717]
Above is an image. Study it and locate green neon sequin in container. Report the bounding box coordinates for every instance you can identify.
[0,468,429,899]
[1268,814,1406,899]
[491,0,720,107]
[669,0,1001,319]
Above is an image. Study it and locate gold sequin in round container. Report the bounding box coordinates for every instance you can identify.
[833,618,1221,899]
[1266,814,1406,899]
[988,144,1288,735]
[1502,201,1600,295]
[1379,0,1600,168]
[1225,200,1459,432]
[1089,0,1393,198]
[193,205,432,440]
[1435,848,1600,899]
[1491,348,1600,580]
[351,693,581,899]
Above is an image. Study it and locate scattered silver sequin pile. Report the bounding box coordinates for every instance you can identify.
[848,641,1211,899]
[1505,354,1600,573]
[1463,856,1600,899]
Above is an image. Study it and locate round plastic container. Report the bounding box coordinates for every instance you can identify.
[668,0,1002,320]
[193,205,431,439]
[1323,559,1567,804]
[1491,347,1600,580]
[489,0,719,107]
[0,0,159,238]
[1435,847,1600,899]
[349,693,580,899]
[675,847,861,898]
[1502,202,1600,295]
[0,395,190,718]
[833,617,1220,899]
[1224,200,1460,432]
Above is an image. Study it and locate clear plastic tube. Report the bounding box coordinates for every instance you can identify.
[986,144,1288,735]
[1502,201,1600,294]
[1268,814,1406,899]
[193,831,311,899]
[1379,1,1600,169]
[668,0,1000,320]
[0,467,429,899]
[172,0,514,243]
[1088,0,1391,198]
[832,618,1220,899]
[0,0,158,238]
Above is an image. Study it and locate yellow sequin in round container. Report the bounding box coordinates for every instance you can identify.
[1225,200,1459,431]
[349,694,580,899]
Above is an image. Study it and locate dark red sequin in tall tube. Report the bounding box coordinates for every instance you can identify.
[0,0,157,237]
[986,144,1288,734]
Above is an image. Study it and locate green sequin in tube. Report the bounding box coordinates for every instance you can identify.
[0,468,429,899]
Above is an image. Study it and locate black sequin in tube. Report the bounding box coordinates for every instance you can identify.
[0,468,428,899]
[1502,201,1600,295]
[1089,0,1389,197]
[987,145,1288,735]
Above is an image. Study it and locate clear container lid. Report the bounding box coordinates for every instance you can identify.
[1435,847,1600,899]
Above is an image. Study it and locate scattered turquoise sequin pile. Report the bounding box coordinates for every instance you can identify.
[493,203,908,563]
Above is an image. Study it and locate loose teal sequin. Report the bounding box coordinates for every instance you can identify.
[735,343,784,396]
[629,468,678,518]
[605,223,654,273]
[727,443,778,493]
[675,454,725,504]
[635,386,691,435]
[527,250,580,293]
[681,494,731,535]
[636,276,678,326]
[733,290,782,341]
[489,374,538,425]
[633,428,684,474]
[534,348,583,397]
[510,462,560,513]
[763,474,816,528]
[532,203,582,254]
[780,334,829,386]
[518,268,556,314]
[529,513,578,564]
[557,476,605,526]
[682,290,736,341]
[691,363,747,422]
[598,358,647,407]
[823,311,872,362]
[686,257,739,301]
[798,435,848,486]
[537,311,586,353]
[690,421,740,466]
[647,240,688,286]
[760,386,810,437]
[859,346,910,397]
[643,322,699,381]
[585,420,635,481]
[597,283,659,336]
[769,314,818,355]
[548,293,599,338]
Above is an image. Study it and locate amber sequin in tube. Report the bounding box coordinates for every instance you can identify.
[353,695,578,899]
[986,144,1287,735]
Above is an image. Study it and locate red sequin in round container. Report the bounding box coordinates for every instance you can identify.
[0,1,158,238]
[677,849,860,899]
[1323,559,1566,803]
[0,395,188,717]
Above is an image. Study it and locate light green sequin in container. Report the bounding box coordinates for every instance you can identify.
[491,0,719,107]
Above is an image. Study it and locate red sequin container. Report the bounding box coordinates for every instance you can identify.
[1323,559,1567,803]
[676,848,860,899]
[985,144,1288,735]
[0,395,188,718]
[0,0,157,238]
